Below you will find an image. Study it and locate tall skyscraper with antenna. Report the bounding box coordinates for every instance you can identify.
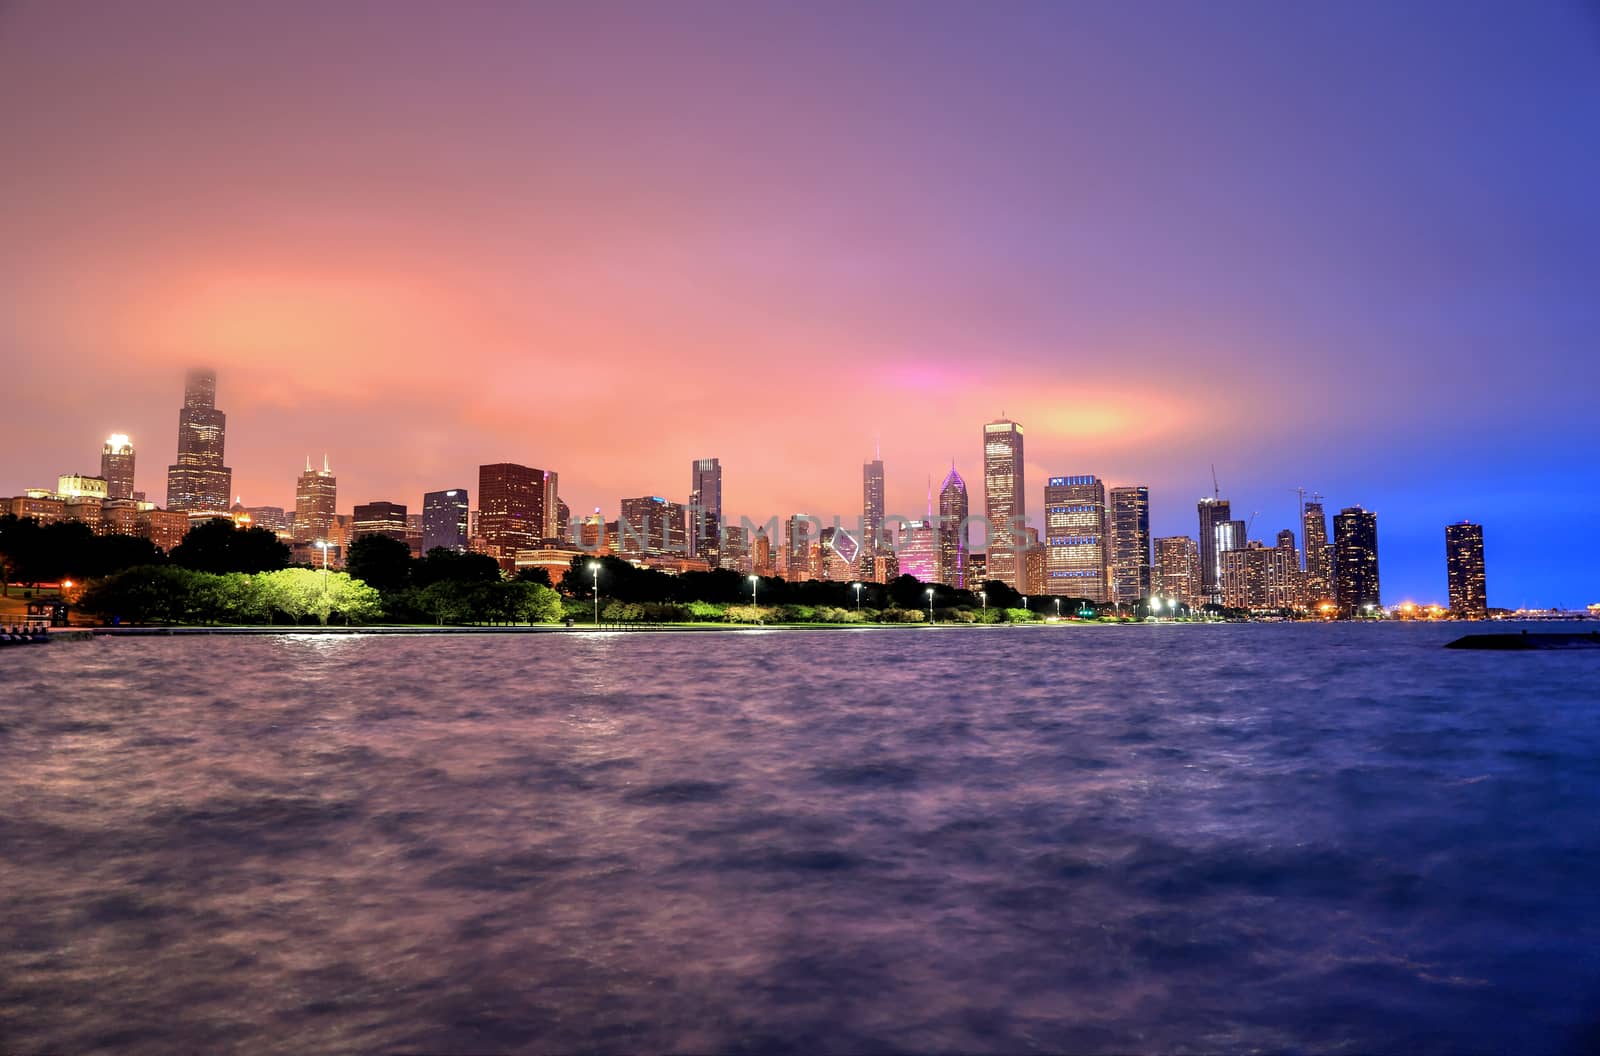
[164,368,232,514]
[293,454,338,544]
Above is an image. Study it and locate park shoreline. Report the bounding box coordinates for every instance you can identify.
[44,621,1132,640]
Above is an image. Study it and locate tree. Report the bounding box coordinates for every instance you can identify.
[415,548,502,587]
[512,567,552,588]
[82,533,165,578]
[346,534,414,595]
[887,574,929,609]
[979,579,1023,609]
[170,518,290,574]
[506,581,564,623]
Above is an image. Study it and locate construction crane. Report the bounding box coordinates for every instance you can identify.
[1211,464,1221,500]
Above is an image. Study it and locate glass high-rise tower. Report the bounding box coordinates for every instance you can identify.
[164,368,232,515]
[689,457,722,564]
[982,419,1025,589]
[422,489,469,553]
[1108,485,1151,604]
[937,465,968,588]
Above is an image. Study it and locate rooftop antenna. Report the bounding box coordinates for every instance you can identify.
[1211,464,1221,500]
[305,454,312,473]
[875,433,881,461]
[323,453,330,474]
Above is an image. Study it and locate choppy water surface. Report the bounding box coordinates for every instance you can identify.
[3,624,1600,1054]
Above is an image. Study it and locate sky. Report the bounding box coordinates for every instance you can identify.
[2,1,1597,607]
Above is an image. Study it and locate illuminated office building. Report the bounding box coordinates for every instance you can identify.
[478,463,547,559]
[619,496,688,558]
[1446,521,1487,618]
[1153,535,1201,608]
[1303,501,1333,605]
[982,419,1025,589]
[1044,475,1107,602]
[101,434,136,500]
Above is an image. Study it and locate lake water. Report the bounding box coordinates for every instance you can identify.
[3,623,1599,1054]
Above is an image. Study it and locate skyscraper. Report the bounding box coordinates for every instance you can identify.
[1333,506,1381,617]
[164,368,232,515]
[1153,536,1201,608]
[619,496,688,558]
[1196,497,1232,603]
[422,489,470,554]
[937,465,968,588]
[352,501,408,542]
[896,520,938,583]
[862,458,885,555]
[784,514,817,579]
[101,434,136,500]
[541,471,562,541]
[982,418,1026,589]
[1108,485,1151,604]
[1445,521,1487,618]
[1044,475,1107,601]
[689,457,722,563]
[292,455,337,545]
[1302,501,1332,605]
[478,463,546,559]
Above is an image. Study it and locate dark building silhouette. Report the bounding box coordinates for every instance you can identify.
[1197,497,1232,604]
[353,501,408,542]
[1334,506,1381,617]
[423,489,469,553]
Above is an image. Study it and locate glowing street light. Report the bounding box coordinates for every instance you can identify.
[588,561,601,624]
[979,590,986,612]
[314,539,330,573]
[926,586,935,624]
[1054,598,1061,618]
[748,574,759,606]
[852,582,862,611]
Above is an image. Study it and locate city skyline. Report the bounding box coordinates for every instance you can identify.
[3,4,1597,606]
[0,364,1546,615]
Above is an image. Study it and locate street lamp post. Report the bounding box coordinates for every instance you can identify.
[853,582,862,611]
[749,575,759,607]
[926,587,935,625]
[589,561,601,624]
[1054,598,1061,618]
